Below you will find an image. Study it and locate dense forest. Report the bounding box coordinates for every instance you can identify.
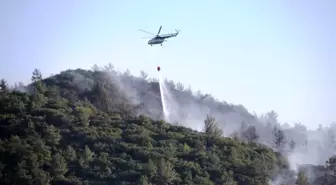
[0,63,335,185]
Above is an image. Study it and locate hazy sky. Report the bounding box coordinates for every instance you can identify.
[0,0,335,129]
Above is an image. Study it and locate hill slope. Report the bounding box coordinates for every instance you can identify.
[0,65,335,185]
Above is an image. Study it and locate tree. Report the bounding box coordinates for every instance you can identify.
[50,153,68,177]
[31,68,42,82]
[242,125,259,143]
[91,64,100,71]
[326,129,336,149]
[31,68,46,97]
[140,70,148,79]
[123,69,131,76]
[104,63,114,72]
[204,115,223,137]
[83,145,94,162]
[91,82,111,112]
[138,175,152,185]
[44,125,61,145]
[326,155,336,177]
[265,110,278,124]
[273,126,286,150]
[64,145,77,161]
[296,170,308,185]
[176,82,184,91]
[143,159,157,179]
[79,145,94,168]
[156,158,177,184]
[31,168,51,185]
[0,79,8,92]
[289,140,296,152]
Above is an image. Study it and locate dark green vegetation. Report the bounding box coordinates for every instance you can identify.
[0,65,336,185]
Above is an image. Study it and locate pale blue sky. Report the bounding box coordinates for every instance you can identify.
[0,0,335,129]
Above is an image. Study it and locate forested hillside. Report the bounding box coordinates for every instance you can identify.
[0,64,335,185]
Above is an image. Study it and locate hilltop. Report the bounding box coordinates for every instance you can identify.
[0,64,335,185]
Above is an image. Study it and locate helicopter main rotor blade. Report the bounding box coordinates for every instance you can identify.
[157,26,162,35]
[138,29,156,36]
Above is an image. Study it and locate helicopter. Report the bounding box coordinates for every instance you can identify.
[139,26,179,46]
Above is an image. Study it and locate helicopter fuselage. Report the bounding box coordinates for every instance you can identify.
[148,37,165,45]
